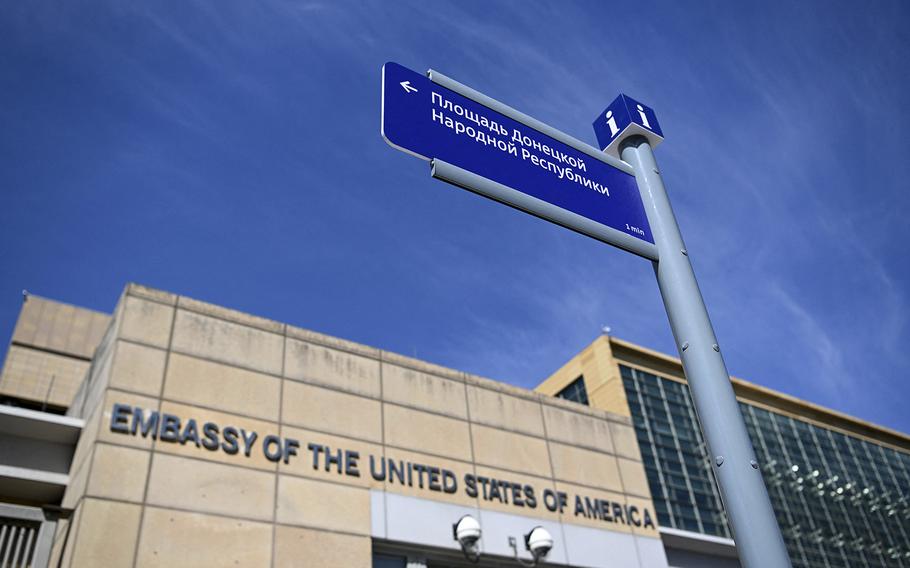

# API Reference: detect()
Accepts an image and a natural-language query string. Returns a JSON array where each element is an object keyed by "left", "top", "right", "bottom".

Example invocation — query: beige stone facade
[
  {"left": 45, "top": 284, "right": 662, "bottom": 567},
  {"left": 0, "top": 295, "right": 109, "bottom": 409}
]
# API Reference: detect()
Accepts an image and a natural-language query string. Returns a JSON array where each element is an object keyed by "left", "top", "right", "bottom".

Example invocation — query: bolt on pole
[{"left": 620, "top": 136, "right": 791, "bottom": 568}]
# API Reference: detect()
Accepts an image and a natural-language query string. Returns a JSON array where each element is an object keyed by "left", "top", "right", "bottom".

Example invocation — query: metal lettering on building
[{"left": 109, "top": 402, "right": 655, "bottom": 529}]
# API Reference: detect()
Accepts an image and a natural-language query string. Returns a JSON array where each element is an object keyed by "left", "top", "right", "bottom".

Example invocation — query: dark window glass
[
  {"left": 373, "top": 555, "right": 407, "bottom": 568},
  {"left": 555, "top": 375, "right": 589, "bottom": 406},
  {"left": 620, "top": 363, "right": 910, "bottom": 567}
]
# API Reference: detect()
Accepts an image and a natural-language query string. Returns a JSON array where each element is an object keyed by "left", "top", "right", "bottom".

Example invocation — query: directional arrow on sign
[{"left": 400, "top": 80, "right": 418, "bottom": 94}]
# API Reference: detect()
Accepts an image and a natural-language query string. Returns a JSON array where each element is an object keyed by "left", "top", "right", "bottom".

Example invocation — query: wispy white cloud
[{"left": 768, "top": 280, "right": 850, "bottom": 393}]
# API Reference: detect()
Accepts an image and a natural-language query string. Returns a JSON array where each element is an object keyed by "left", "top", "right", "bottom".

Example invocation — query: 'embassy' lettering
[
  {"left": 107, "top": 403, "right": 656, "bottom": 530},
  {"left": 109, "top": 404, "right": 297, "bottom": 464}
]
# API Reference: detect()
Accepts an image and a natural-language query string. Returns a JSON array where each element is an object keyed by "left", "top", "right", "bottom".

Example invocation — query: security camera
[
  {"left": 509, "top": 526, "right": 554, "bottom": 567},
  {"left": 525, "top": 526, "right": 553, "bottom": 561},
  {"left": 453, "top": 515, "right": 481, "bottom": 562},
  {"left": 453, "top": 514, "right": 481, "bottom": 545}
]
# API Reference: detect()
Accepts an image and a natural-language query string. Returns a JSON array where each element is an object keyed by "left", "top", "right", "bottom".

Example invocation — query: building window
[
  {"left": 372, "top": 554, "right": 406, "bottom": 568},
  {"left": 555, "top": 376, "right": 589, "bottom": 406},
  {"left": 620, "top": 364, "right": 910, "bottom": 567}
]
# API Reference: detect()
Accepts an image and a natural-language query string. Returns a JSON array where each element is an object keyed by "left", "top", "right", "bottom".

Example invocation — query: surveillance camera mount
[
  {"left": 507, "top": 536, "right": 541, "bottom": 567},
  {"left": 456, "top": 533, "right": 480, "bottom": 563},
  {"left": 459, "top": 542, "right": 480, "bottom": 564}
]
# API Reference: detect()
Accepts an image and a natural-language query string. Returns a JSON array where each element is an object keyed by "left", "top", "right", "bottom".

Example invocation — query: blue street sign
[
  {"left": 381, "top": 62, "right": 654, "bottom": 247},
  {"left": 592, "top": 95, "right": 663, "bottom": 160}
]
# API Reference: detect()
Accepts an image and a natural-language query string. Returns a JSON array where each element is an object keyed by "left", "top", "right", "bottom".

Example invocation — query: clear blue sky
[{"left": 2, "top": 1, "right": 908, "bottom": 432}]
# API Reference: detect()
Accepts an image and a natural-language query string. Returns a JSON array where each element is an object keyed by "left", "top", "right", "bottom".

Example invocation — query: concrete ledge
[
  {"left": 0, "top": 405, "right": 84, "bottom": 443},
  {"left": 286, "top": 325, "right": 381, "bottom": 359},
  {"left": 125, "top": 282, "right": 178, "bottom": 306},
  {"left": 0, "top": 464, "right": 69, "bottom": 503},
  {"left": 177, "top": 296, "right": 285, "bottom": 335}
]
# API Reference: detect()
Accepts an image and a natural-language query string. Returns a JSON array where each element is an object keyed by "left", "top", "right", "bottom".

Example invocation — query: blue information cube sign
[
  {"left": 381, "top": 62, "right": 654, "bottom": 249},
  {"left": 592, "top": 94, "right": 663, "bottom": 160}
]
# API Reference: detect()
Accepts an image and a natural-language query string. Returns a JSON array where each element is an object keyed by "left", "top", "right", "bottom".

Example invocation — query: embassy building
[
  {"left": 537, "top": 336, "right": 910, "bottom": 568},
  {"left": 0, "top": 284, "right": 906, "bottom": 567},
  {"left": 0, "top": 285, "right": 664, "bottom": 568}
]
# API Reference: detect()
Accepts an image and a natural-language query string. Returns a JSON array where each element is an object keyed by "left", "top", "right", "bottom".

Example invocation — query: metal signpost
[{"left": 381, "top": 61, "right": 791, "bottom": 568}]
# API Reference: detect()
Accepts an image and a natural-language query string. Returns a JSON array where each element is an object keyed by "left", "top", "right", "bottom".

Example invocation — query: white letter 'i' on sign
[
  {"left": 636, "top": 104, "right": 651, "bottom": 129},
  {"left": 605, "top": 110, "right": 619, "bottom": 137}
]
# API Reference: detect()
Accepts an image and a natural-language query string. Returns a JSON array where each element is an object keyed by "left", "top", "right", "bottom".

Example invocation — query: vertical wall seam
[
  {"left": 55, "top": 447, "right": 90, "bottom": 568},
  {"left": 60, "top": 319, "right": 125, "bottom": 564},
  {"left": 537, "top": 398, "right": 570, "bottom": 565},
  {"left": 461, "top": 374, "right": 481, "bottom": 490},
  {"left": 270, "top": 323, "right": 287, "bottom": 568},
  {"left": 129, "top": 298, "right": 178, "bottom": 568},
  {"left": 379, "top": 351, "right": 389, "bottom": 542},
  {"left": 462, "top": 373, "right": 485, "bottom": 555}
]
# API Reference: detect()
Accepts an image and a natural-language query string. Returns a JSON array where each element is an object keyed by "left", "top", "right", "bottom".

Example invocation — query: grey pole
[{"left": 621, "top": 136, "right": 791, "bottom": 568}]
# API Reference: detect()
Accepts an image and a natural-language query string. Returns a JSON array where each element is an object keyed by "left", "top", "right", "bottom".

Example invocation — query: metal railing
[
  {"left": 0, "top": 517, "right": 40, "bottom": 568},
  {"left": 0, "top": 505, "right": 64, "bottom": 568}
]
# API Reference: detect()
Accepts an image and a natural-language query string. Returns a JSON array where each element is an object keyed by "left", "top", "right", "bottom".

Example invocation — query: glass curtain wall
[{"left": 621, "top": 365, "right": 910, "bottom": 568}]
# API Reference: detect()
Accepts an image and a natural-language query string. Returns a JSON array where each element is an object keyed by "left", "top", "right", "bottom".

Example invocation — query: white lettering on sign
[
  {"left": 430, "top": 93, "right": 610, "bottom": 197},
  {"left": 605, "top": 110, "right": 619, "bottom": 138},
  {"left": 636, "top": 104, "right": 651, "bottom": 129}
]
